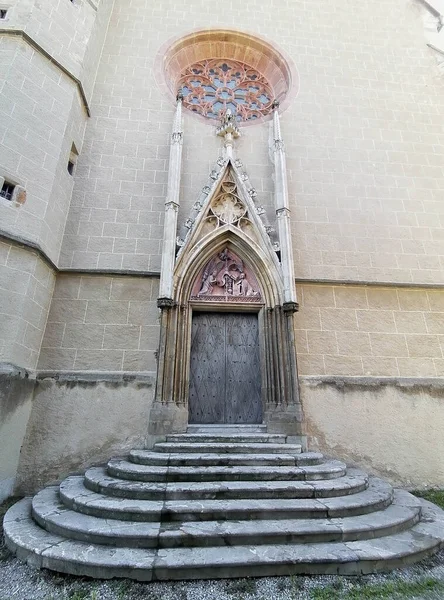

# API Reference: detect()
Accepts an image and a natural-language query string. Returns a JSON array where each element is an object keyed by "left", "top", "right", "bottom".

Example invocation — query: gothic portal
[{"left": 151, "top": 104, "right": 304, "bottom": 440}]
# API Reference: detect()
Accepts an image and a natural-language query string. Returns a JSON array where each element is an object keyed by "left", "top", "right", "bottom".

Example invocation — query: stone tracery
[
  {"left": 193, "top": 168, "right": 262, "bottom": 246},
  {"left": 178, "top": 59, "right": 273, "bottom": 122}
]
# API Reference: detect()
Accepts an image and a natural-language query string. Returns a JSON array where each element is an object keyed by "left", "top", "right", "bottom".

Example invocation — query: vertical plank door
[{"left": 188, "top": 312, "right": 262, "bottom": 424}]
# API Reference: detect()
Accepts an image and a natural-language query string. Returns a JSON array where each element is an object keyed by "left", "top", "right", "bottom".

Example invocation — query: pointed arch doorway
[
  {"left": 151, "top": 160, "right": 304, "bottom": 441},
  {"left": 188, "top": 247, "right": 264, "bottom": 424}
]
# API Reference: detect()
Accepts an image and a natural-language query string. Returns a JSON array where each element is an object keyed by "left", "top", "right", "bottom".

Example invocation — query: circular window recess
[{"left": 155, "top": 29, "right": 298, "bottom": 126}]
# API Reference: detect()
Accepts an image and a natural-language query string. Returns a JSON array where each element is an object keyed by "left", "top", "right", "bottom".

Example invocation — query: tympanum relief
[{"left": 191, "top": 248, "right": 262, "bottom": 303}]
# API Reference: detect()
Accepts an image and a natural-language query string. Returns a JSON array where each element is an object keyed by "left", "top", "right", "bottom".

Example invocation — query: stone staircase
[{"left": 4, "top": 425, "right": 444, "bottom": 580}]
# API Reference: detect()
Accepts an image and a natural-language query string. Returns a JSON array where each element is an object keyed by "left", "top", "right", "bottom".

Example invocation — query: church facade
[{"left": 1, "top": 0, "right": 444, "bottom": 502}]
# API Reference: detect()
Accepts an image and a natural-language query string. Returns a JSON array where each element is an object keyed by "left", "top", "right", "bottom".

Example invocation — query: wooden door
[{"left": 189, "top": 312, "right": 262, "bottom": 424}]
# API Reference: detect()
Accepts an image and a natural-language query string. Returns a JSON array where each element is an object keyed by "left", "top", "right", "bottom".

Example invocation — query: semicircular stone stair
[{"left": 4, "top": 425, "right": 444, "bottom": 581}]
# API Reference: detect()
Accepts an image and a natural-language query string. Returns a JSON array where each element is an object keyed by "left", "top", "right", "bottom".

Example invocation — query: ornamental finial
[{"left": 216, "top": 109, "right": 241, "bottom": 139}]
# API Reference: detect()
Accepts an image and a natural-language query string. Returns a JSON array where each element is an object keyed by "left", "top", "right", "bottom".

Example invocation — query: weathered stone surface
[
  {"left": 59, "top": 475, "right": 392, "bottom": 522},
  {"left": 129, "top": 449, "right": 323, "bottom": 467},
  {"left": 32, "top": 487, "right": 419, "bottom": 548},
  {"left": 165, "top": 434, "right": 287, "bottom": 444},
  {"left": 153, "top": 442, "right": 302, "bottom": 454},
  {"left": 4, "top": 429, "right": 444, "bottom": 580},
  {"left": 107, "top": 458, "right": 346, "bottom": 482},
  {"left": 6, "top": 495, "right": 444, "bottom": 580},
  {"left": 84, "top": 466, "right": 367, "bottom": 501}
]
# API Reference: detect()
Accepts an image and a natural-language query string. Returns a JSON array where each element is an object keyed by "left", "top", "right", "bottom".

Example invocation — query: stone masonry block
[
  {"left": 62, "top": 324, "right": 105, "bottom": 349},
  {"left": 103, "top": 325, "right": 141, "bottom": 350},
  {"left": 84, "top": 301, "right": 129, "bottom": 324}
]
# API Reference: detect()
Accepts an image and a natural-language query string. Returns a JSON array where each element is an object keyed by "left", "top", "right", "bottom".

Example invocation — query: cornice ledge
[
  {"left": 0, "top": 28, "right": 91, "bottom": 116},
  {"left": 36, "top": 370, "right": 156, "bottom": 384},
  {"left": 295, "top": 276, "right": 444, "bottom": 290},
  {"left": 0, "top": 228, "right": 161, "bottom": 278},
  {"left": 300, "top": 375, "right": 444, "bottom": 390}
]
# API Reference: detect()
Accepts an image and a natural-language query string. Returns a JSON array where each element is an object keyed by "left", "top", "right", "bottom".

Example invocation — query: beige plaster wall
[
  {"left": 295, "top": 283, "right": 444, "bottom": 377},
  {"left": 301, "top": 377, "right": 444, "bottom": 488},
  {"left": 38, "top": 274, "right": 160, "bottom": 372},
  {"left": 15, "top": 374, "right": 155, "bottom": 494},
  {"left": 0, "top": 366, "right": 34, "bottom": 502}
]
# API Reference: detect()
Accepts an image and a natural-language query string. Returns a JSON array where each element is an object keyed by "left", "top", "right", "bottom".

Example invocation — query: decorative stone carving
[
  {"left": 216, "top": 108, "right": 241, "bottom": 139},
  {"left": 178, "top": 59, "right": 273, "bottom": 122},
  {"left": 157, "top": 297, "right": 176, "bottom": 309},
  {"left": 193, "top": 169, "right": 262, "bottom": 245},
  {"left": 191, "top": 248, "right": 262, "bottom": 303},
  {"left": 212, "top": 194, "right": 246, "bottom": 224}
]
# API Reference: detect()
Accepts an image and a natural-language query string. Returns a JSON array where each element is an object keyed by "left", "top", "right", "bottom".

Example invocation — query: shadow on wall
[
  {"left": 0, "top": 366, "right": 35, "bottom": 502},
  {"left": 12, "top": 373, "right": 156, "bottom": 496},
  {"left": 302, "top": 376, "right": 444, "bottom": 489}
]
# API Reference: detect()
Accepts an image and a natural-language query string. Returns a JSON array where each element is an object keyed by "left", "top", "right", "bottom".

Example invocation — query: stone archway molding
[{"left": 149, "top": 159, "right": 305, "bottom": 446}]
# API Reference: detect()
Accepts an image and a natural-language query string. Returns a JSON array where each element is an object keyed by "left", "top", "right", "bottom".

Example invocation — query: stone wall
[
  {"left": 295, "top": 283, "right": 444, "bottom": 377},
  {"left": 60, "top": 0, "right": 444, "bottom": 284},
  {"left": 0, "top": 242, "right": 54, "bottom": 370},
  {"left": 38, "top": 274, "right": 160, "bottom": 372},
  {"left": 3, "top": 0, "right": 444, "bottom": 493},
  {"left": 0, "top": 0, "right": 115, "bottom": 498}
]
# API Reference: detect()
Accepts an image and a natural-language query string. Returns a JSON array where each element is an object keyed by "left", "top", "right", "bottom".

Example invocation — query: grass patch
[
  {"left": 67, "top": 591, "right": 97, "bottom": 600},
  {"left": 226, "top": 578, "right": 257, "bottom": 596},
  {"left": 0, "top": 496, "right": 22, "bottom": 561},
  {"left": 411, "top": 489, "right": 444, "bottom": 510},
  {"left": 310, "top": 577, "right": 444, "bottom": 599}
]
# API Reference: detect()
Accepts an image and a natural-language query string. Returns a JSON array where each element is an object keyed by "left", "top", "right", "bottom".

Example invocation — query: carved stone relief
[
  {"left": 195, "top": 169, "right": 261, "bottom": 245},
  {"left": 190, "top": 248, "right": 262, "bottom": 303}
]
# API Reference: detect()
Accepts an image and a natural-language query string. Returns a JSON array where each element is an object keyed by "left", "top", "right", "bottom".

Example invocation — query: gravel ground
[{"left": 2, "top": 541, "right": 444, "bottom": 600}]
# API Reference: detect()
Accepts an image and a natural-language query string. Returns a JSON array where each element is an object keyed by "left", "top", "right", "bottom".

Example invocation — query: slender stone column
[
  {"left": 158, "top": 94, "right": 183, "bottom": 305},
  {"left": 272, "top": 101, "right": 298, "bottom": 311}
]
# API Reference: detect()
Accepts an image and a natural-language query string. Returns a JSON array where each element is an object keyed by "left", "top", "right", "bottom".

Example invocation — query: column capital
[{"left": 157, "top": 297, "right": 176, "bottom": 309}]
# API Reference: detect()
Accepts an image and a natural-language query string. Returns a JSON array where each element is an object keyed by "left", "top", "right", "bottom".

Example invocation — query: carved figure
[
  {"left": 191, "top": 247, "right": 262, "bottom": 302},
  {"left": 197, "top": 270, "right": 217, "bottom": 296}
]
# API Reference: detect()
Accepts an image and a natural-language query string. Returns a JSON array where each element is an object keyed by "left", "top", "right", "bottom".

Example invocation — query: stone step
[
  {"left": 5, "top": 497, "right": 444, "bottom": 580},
  {"left": 165, "top": 434, "right": 287, "bottom": 444},
  {"left": 60, "top": 476, "right": 392, "bottom": 522},
  {"left": 153, "top": 442, "right": 302, "bottom": 455},
  {"left": 83, "top": 467, "right": 368, "bottom": 500},
  {"left": 187, "top": 424, "right": 267, "bottom": 434},
  {"left": 129, "top": 450, "right": 323, "bottom": 467},
  {"left": 31, "top": 487, "right": 421, "bottom": 548},
  {"left": 107, "top": 458, "right": 346, "bottom": 483}
]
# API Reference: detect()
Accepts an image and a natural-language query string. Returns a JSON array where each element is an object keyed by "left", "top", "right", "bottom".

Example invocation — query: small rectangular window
[
  {"left": 0, "top": 181, "right": 15, "bottom": 201},
  {"left": 68, "top": 142, "right": 78, "bottom": 176},
  {"left": 0, "top": 9, "right": 8, "bottom": 19}
]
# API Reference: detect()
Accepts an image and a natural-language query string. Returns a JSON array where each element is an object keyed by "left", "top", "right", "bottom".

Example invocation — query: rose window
[{"left": 178, "top": 59, "right": 274, "bottom": 122}]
